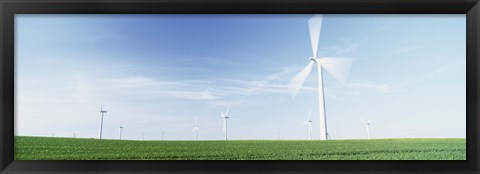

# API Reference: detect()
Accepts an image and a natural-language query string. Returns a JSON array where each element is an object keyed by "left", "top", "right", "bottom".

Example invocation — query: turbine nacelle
[
  {"left": 362, "top": 117, "right": 373, "bottom": 125},
  {"left": 309, "top": 57, "right": 322, "bottom": 63},
  {"left": 310, "top": 57, "right": 332, "bottom": 65},
  {"left": 221, "top": 113, "right": 230, "bottom": 119},
  {"left": 100, "top": 104, "right": 107, "bottom": 114},
  {"left": 221, "top": 107, "right": 230, "bottom": 119}
]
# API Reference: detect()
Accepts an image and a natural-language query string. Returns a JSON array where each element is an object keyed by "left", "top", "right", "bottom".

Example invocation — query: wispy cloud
[
  {"left": 206, "top": 99, "right": 249, "bottom": 109},
  {"left": 346, "top": 60, "right": 466, "bottom": 95},
  {"left": 181, "top": 56, "right": 241, "bottom": 67},
  {"left": 210, "top": 67, "right": 295, "bottom": 96},
  {"left": 397, "top": 60, "right": 466, "bottom": 87},
  {"left": 349, "top": 82, "right": 401, "bottom": 93},
  {"left": 319, "top": 39, "right": 362, "bottom": 55},
  {"left": 100, "top": 76, "right": 175, "bottom": 88},
  {"left": 168, "top": 89, "right": 221, "bottom": 100},
  {"left": 44, "top": 75, "right": 223, "bottom": 105},
  {"left": 393, "top": 45, "right": 422, "bottom": 54}
]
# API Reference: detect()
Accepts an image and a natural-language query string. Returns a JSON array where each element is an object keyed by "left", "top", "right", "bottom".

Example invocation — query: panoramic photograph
[{"left": 14, "top": 14, "right": 466, "bottom": 160}]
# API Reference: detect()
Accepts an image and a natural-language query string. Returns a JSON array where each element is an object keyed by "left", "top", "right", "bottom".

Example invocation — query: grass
[{"left": 14, "top": 136, "right": 465, "bottom": 160}]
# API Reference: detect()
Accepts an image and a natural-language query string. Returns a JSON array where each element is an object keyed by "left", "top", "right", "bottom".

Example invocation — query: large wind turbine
[
  {"left": 362, "top": 117, "right": 372, "bottom": 139},
  {"left": 221, "top": 107, "right": 230, "bottom": 140},
  {"left": 99, "top": 104, "right": 108, "bottom": 140},
  {"left": 192, "top": 118, "right": 199, "bottom": 140},
  {"left": 304, "top": 110, "right": 313, "bottom": 140},
  {"left": 288, "top": 14, "right": 354, "bottom": 140}
]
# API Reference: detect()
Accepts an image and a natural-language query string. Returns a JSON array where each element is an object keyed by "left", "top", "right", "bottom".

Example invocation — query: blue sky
[{"left": 15, "top": 14, "right": 466, "bottom": 140}]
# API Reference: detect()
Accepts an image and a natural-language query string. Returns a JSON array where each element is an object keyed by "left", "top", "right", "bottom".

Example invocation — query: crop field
[{"left": 15, "top": 136, "right": 465, "bottom": 160}]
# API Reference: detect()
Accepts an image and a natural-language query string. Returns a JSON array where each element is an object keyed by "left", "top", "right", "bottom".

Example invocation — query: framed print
[{"left": 1, "top": 0, "right": 479, "bottom": 173}]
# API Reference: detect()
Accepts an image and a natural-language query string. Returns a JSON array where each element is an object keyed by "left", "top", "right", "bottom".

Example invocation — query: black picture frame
[{"left": 1, "top": 0, "right": 479, "bottom": 173}]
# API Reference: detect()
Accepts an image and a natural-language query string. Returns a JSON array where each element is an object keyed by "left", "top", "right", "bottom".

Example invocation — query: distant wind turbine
[
  {"left": 221, "top": 107, "right": 230, "bottom": 140},
  {"left": 288, "top": 14, "right": 354, "bottom": 140},
  {"left": 192, "top": 118, "right": 199, "bottom": 140},
  {"left": 362, "top": 117, "right": 373, "bottom": 139},
  {"left": 119, "top": 126, "right": 124, "bottom": 140},
  {"left": 99, "top": 104, "right": 108, "bottom": 140},
  {"left": 304, "top": 110, "right": 313, "bottom": 140}
]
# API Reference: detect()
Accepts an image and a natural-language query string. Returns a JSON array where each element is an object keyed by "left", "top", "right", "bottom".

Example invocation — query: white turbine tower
[
  {"left": 288, "top": 14, "right": 354, "bottom": 140},
  {"left": 99, "top": 104, "right": 108, "bottom": 140},
  {"left": 221, "top": 107, "right": 230, "bottom": 140},
  {"left": 304, "top": 110, "right": 313, "bottom": 140},
  {"left": 119, "top": 126, "right": 124, "bottom": 140},
  {"left": 362, "top": 117, "right": 373, "bottom": 139},
  {"left": 192, "top": 118, "right": 199, "bottom": 140}
]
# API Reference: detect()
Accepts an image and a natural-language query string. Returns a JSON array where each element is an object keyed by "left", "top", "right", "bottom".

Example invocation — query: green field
[{"left": 14, "top": 136, "right": 465, "bottom": 160}]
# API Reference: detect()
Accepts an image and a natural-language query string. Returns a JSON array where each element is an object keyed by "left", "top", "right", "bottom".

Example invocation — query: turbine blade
[
  {"left": 225, "top": 107, "right": 230, "bottom": 116},
  {"left": 320, "top": 57, "right": 353, "bottom": 84},
  {"left": 309, "top": 14, "right": 323, "bottom": 58},
  {"left": 288, "top": 61, "right": 314, "bottom": 97},
  {"left": 368, "top": 116, "right": 373, "bottom": 123}
]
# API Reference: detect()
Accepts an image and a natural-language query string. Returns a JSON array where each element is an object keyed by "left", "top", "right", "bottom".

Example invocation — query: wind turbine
[
  {"left": 99, "top": 104, "right": 108, "bottom": 140},
  {"left": 119, "top": 126, "right": 124, "bottom": 140},
  {"left": 192, "top": 118, "right": 200, "bottom": 140},
  {"left": 304, "top": 110, "right": 313, "bottom": 140},
  {"left": 221, "top": 107, "right": 230, "bottom": 140},
  {"left": 288, "top": 14, "right": 354, "bottom": 140},
  {"left": 362, "top": 117, "right": 373, "bottom": 139}
]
